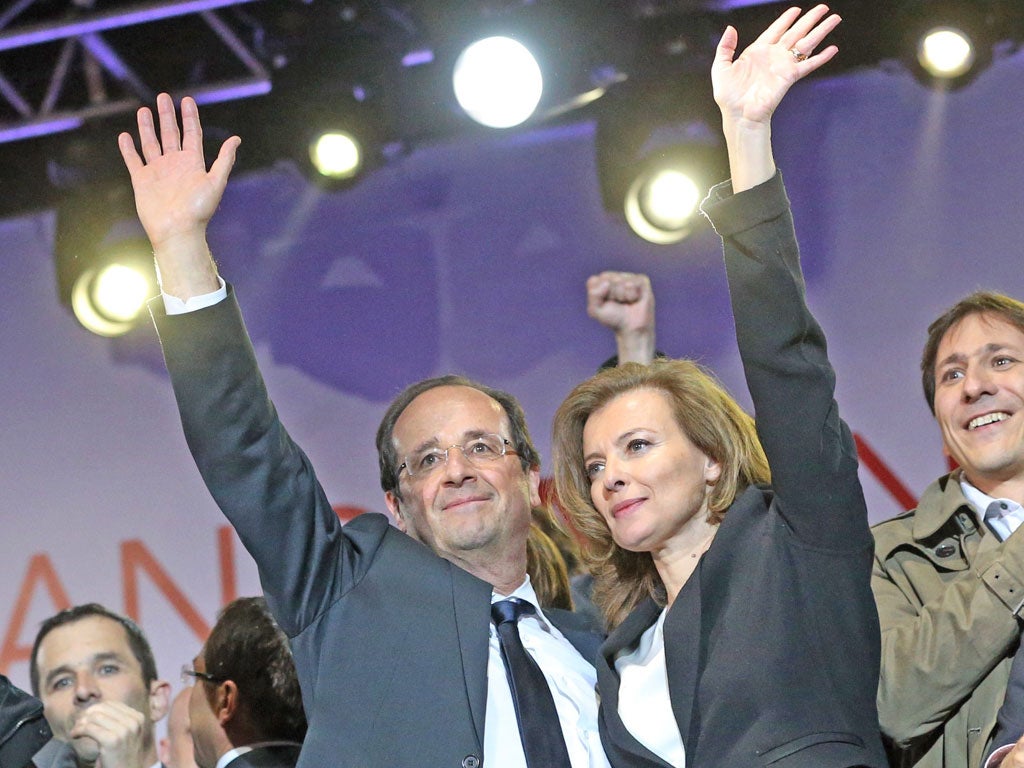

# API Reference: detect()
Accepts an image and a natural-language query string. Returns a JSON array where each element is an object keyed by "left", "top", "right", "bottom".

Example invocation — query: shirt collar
[
  {"left": 215, "top": 742, "right": 302, "bottom": 768},
  {"left": 490, "top": 576, "right": 551, "bottom": 631},
  {"left": 961, "top": 477, "right": 1024, "bottom": 536}
]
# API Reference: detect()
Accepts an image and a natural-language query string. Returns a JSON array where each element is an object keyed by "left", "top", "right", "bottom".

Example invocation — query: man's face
[
  {"left": 186, "top": 652, "right": 221, "bottom": 768},
  {"left": 34, "top": 615, "right": 160, "bottom": 764},
  {"left": 384, "top": 385, "right": 539, "bottom": 567},
  {"left": 933, "top": 312, "right": 1024, "bottom": 495}
]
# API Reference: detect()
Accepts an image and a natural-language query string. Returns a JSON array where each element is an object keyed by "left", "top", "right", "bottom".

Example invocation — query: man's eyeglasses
[
  {"left": 181, "top": 664, "right": 227, "bottom": 686},
  {"left": 399, "top": 434, "right": 516, "bottom": 479}
]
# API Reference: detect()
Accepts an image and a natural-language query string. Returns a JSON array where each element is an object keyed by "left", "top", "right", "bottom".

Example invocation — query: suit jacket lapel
[
  {"left": 449, "top": 561, "right": 492, "bottom": 747},
  {"left": 546, "top": 607, "right": 605, "bottom": 663}
]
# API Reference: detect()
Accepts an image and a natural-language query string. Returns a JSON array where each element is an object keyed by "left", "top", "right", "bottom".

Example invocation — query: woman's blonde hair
[
  {"left": 526, "top": 516, "right": 574, "bottom": 611},
  {"left": 552, "top": 359, "right": 770, "bottom": 627}
]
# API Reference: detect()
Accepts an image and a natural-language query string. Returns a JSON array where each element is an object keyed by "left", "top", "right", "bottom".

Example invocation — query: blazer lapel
[
  {"left": 449, "top": 561, "right": 492, "bottom": 747},
  {"left": 664, "top": 564, "right": 704, "bottom": 754},
  {"left": 599, "top": 599, "right": 673, "bottom": 767}
]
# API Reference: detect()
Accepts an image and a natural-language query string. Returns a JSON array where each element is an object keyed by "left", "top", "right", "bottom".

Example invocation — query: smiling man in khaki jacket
[{"left": 873, "top": 292, "right": 1024, "bottom": 768}]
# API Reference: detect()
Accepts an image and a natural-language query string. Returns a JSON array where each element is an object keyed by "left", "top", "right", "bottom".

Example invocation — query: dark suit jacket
[
  {"left": 224, "top": 744, "right": 302, "bottom": 768},
  {"left": 153, "top": 295, "right": 601, "bottom": 768},
  {"left": 984, "top": 640, "right": 1024, "bottom": 766},
  {"left": 593, "top": 174, "right": 887, "bottom": 768}
]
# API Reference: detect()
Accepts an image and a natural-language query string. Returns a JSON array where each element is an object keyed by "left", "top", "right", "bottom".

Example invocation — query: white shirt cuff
[{"left": 162, "top": 277, "right": 227, "bottom": 315}]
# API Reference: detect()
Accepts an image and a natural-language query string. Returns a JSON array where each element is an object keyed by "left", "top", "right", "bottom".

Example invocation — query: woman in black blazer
[{"left": 552, "top": 6, "right": 886, "bottom": 767}]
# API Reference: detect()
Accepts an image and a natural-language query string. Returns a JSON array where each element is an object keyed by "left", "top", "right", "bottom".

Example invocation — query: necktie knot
[{"left": 492, "top": 597, "right": 535, "bottom": 626}]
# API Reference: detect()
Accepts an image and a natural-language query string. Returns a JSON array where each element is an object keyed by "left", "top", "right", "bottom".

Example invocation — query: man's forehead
[
  {"left": 941, "top": 312, "right": 1024, "bottom": 355},
  {"left": 38, "top": 615, "right": 134, "bottom": 669},
  {"left": 393, "top": 385, "right": 509, "bottom": 448}
]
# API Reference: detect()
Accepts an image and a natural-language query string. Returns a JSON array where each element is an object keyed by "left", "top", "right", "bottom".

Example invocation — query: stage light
[
  {"left": 272, "top": 83, "right": 383, "bottom": 191},
  {"left": 917, "top": 26, "right": 975, "bottom": 78},
  {"left": 309, "top": 130, "right": 363, "bottom": 179},
  {"left": 452, "top": 36, "right": 543, "bottom": 128},
  {"left": 893, "top": 1, "right": 1023, "bottom": 89},
  {"left": 625, "top": 166, "right": 703, "bottom": 245},
  {"left": 596, "top": 77, "right": 725, "bottom": 245},
  {"left": 71, "top": 256, "right": 156, "bottom": 337},
  {"left": 621, "top": 147, "right": 721, "bottom": 244}
]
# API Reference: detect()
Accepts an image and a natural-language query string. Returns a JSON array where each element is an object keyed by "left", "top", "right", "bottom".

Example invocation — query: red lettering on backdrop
[
  {"left": 333, "top": 504, "right": 368, "bottom": 523},
  {"left": 853, "top": 433, "right": 919, "bottom": 511},
  {"left": 121, "top": 540, "right": 210, "bottom": 640},
  {"left": 0, "top": 554, "right": 71, "bottom": 674}
]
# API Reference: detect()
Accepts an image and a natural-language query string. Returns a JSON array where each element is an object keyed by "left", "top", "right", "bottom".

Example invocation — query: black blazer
[
  {"left": 593, "top": 174, "right": 887, "bottom": 768},
  {"left": 154, "top": 295, "right": 601, "bottom": 768}
]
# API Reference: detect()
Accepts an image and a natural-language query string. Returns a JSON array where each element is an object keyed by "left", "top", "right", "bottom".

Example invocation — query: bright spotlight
[
  {"left": 71, "top": 260, "right": 155, "bottom": 337},
  {"left": 452, "top": 36, "right": 543, "bottom": 128},
  {"left": 918, "top": 26, "right": 975, "bottom": 78},
  {"left": 309, "top": 131, "right": 362, "bottom": 179},
  {"left": 624, "top": 161, "right": 708, "bottom": 245},
  {"left": 93, "top": 264, "right": 151, "bottom": 321}
]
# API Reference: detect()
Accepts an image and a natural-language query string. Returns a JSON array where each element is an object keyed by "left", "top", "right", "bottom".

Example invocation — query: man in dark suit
[
  {"left": 185, "top": 598, "right": 304, "bottom": 768},
  {"left": 29, "top": 605, "right": 171, "bottom": 768},
  {"left": 117, "top": 95, "right": 607, "bottom": 768}
]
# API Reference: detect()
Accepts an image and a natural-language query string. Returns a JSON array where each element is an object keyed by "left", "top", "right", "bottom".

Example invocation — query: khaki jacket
[{"left": 873, "top": 471, "right": 1024, "bottom": 768}]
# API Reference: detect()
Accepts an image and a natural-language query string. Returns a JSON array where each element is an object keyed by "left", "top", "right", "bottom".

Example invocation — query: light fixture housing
[
  {"left": 595, "top": 77, "right": 725, "bottom": 245},
  {"left": 55, "top": 185, "right": 159, "bottom": 337},
  {"left": 896, "top": 1, "right": 1007, "bottom": 89}
]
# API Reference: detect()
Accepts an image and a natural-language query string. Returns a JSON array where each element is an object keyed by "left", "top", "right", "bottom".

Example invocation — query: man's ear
[
  {"left": 385, "top": 491, "right": 406, "bottom": 532},
  {"left": 148, "top": 679, "right": 172, "bottom": 722},
  {"left": 216, "top": 681, "right": 239, "bottom": 727},
  {"left": 528, "top": 467, "right": 542, "bottom": 509}
]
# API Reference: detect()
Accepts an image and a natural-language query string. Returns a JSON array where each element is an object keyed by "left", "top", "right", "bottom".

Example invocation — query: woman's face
[{"left": 582, "top": 388, "right": 721, "bottom": 553}]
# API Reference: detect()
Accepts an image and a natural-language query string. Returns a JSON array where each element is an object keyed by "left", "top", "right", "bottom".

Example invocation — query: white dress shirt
[
  {"left": 487, "top": 578, "right": 608, "bottom": 768},
  {"left": 162, "top": 278, "right": 228, "bottom": 315},
  {"left": 614, "top": 607, "right": 686, "bottom": 767}
]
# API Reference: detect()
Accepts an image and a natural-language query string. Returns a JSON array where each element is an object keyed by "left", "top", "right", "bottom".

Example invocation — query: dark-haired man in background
[
  {"left": 30, "top": 604, "right": 170, "bottom": 768},
  {"left": 185, "top": 597, "right": 305, "bottom": 768}
]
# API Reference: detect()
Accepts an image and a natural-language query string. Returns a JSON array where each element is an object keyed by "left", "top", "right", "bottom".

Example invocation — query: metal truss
[{"left": 0, "top": 0, "right": 270, "bottom": 144}]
